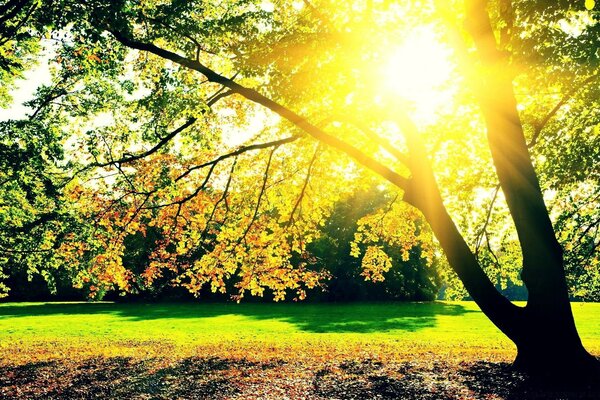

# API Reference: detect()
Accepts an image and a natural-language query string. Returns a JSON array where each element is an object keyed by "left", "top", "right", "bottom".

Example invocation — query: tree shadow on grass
[
  {"left": 268, "top": 302, "right": 473, "bottom": 333},
  {"left": 0, "top": 301, "right": 474, "bottom": 334}
]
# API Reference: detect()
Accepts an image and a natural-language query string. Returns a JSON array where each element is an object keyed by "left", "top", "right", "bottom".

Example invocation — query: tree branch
[
  {"left": 528, "top": 72, "right": 599, "bottom": 148},
  {"left": 238, "top": 145, "right": 278, "bottom": 245},
  {"left": 109, "top": 30, "right": 410, "bottom": 192},
  {"left": 475, "top": 184, "right": 500, "bottom": 259},
  {"left": 286, "top": 144, "right": 320, "bottom": 227},
  {"left": 0, "top": 0, "right": 31, "bottom": 26},
  {"left": 93, "top": 117, "right": 197, "bottom": 169},
  {"left": 200, "top": 156, "right": 238, "bottom": 241},
  {"left": 146, "top": 163, "right": 217, "bottom": 210},
  {"left": 0, "top": 0, "right": 37, "bottom": 46},
  {"left": 175, "top": 135, "right": 301, "bottom": 183},
  {"left": 75, "top": 87, "right": 234, "bottom": 179},
  {"left": 324, "top": 113, "right": 410, "bottom": 165},
  {"left": 141, "top": 136, "right": 299, "bottom": 212},
  {"left": 8, "top": 211, "right": 59, "bottom": 233}
]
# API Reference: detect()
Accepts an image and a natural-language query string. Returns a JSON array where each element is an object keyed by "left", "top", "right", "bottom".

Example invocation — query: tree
[
  {"left": 1, "top": 0, "right": 599, "bottom": 381},
  {"left": 308, "top": 187, "right": 442, "bottom": 301},
  {"left": 0, "top": 118, "right": 71, "bottom": 298}
]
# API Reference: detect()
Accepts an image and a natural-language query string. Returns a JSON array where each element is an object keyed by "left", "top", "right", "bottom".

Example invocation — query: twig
[
  {"left": 286, "top": 144, "right": 320, "bottom": 227},
  {"left": 237, "top": 145, "right": 278, "bottom": 245}
]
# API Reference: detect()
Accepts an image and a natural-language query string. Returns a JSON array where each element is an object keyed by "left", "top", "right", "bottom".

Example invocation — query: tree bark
[
  {"left": 398, "top": 115, "right": 521, "bottom": 340},
  {"left": 463, "top": 0, "right": 599, "bottom": 380}
]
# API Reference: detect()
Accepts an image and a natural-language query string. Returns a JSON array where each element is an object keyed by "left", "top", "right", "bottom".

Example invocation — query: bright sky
[
  {"left": 0, "top": 46, "right": 53, "bottom": 121},
  {"left": 378, "top": 27, "right": 455, "bottom": 125}
]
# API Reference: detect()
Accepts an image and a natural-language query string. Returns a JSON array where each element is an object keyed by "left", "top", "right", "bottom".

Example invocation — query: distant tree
[
  {"left": 0, "top": 119, "right": 70, "bottom": 298},
  {"left": 308, "top": 188, "right": 441, "bottom": 301}
]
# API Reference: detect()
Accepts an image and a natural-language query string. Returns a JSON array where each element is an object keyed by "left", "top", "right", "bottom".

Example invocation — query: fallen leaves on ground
[{"left": 1, "top": 355, "right": 599, "bottom": 399}]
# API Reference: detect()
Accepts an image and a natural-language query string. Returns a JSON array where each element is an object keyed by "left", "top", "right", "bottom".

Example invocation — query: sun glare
[{"left": 379, "top": 28, "right": 454, "bottom": 124}]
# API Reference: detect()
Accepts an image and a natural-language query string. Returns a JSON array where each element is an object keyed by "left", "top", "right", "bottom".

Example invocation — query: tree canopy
[{"left": 1, "top": 0, "right": 597, "bottom": 302}]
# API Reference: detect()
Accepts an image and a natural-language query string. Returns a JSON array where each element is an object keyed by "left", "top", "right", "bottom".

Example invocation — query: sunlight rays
[{"left": 378, "top": 28, "right": 455, "bottom": 125}]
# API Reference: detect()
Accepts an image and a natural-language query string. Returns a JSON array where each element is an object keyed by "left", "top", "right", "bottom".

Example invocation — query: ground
[{"left": 0, "top": 301, "right": 598, "bottom": 399}]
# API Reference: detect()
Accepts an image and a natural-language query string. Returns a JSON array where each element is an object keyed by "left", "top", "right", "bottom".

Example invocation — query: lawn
[{"left": 1, "top": 301, "right": 599, "bottom": 399}]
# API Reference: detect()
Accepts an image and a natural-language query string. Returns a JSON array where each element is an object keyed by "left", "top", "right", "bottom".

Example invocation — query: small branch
[
  {"left": 93, "top": 117, "right": 197, "bottom": 169},
  {"left": 0, "top": 0, "right": 31, "bottom": 27},
  {"left": 200, "top": 157, "right": 238, "bottom": 240},
  {"left": 375, "top": 192, "right": 400, "bottom": 230},
  {"left": 286, "top": 145, "right": 320, "bottom": 227},
  {"left": 558, "top": 190, "right": 600, "bottom": 222},
  {"left": 176, "top": 135, "right": 300, "bottom": 183},
  {"left": 206, "top": 80, "right": 236, "bottom": 106},
  {"left": 74, "top": 88, "right": 234, "bottom": 178},
  {"left": 475, "top": 184, "right": 500, "bottom": 258},
  {"left": 325, "top": 113, "right": 410, "bottom": 165},
  {"left": 528, "top": 72, "right": 599, "bottom": 148},
  {"left": 172, "top": 202, "right": 184, "bottom": 231},
  {"left": 569, "top": 216, "right": 600, "bottom": 254},
  {"left": 146, "top": 163, "right": 217, "bottom": 210},
  {"left": 8, "top": 211, "right": 59, "bottom": 233},
  {"left": 98, "top": 132, "right": 138, "bottom": 193},
  {"left": 237, "top": 145, "right": 278, "bottom": 245},
  {"left": 119, "top": 192, "right": 152, "bottom": 235},
  {"left": 301, "top": 0, "right": 333, "bottom": 28},
  {"left": 92, "top": 191, "right": 136, "bottom": 226},
  {"left": 484, "top": 230, "right": 501, "bottom": 267},
  {"left": 30, "top": 86, "right": 69, "bottom": 119},
  {"left": 144, "top": 15, "right": 217, "bottom": 58}
]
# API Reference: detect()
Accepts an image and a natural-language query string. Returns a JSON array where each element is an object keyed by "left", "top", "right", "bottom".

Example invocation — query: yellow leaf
[{"left": 585, "top": 0, "right": 595, "bottom": 10}]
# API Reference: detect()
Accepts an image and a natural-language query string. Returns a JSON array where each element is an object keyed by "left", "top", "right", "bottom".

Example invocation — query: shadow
[
  {"left": 315, "top": 371, "right": 436, "bottom": 399},
  {"left": 313, "top": 358, "right": 600, "bottom": 400},
  {"left": 2, "top": 356, "right": 599, "bottom": 399},
  {"left": 0, "top": 356, "right": 274, "bottom": 400},
  {"left": 3, "top": 357, "right": 464, "bottom": 400},
  {"left": 459, "top": 361, "right": 528, "bottom": 399},
  {"left": 0, "top": 301, "right": 474, "bottom": 334},
  {"left": 460, "top": 361, "right": 600, "bottom": 400},
  {"left": 313, "top": 359, "right": 461, "bottom": 400}
]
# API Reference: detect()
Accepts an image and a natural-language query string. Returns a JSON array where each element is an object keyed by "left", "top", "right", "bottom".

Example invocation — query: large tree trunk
[
  {"left": 458, "top": 0, "right": 599, "bottom": 380},
  {"left": 410, "top": 188, "right": 599, "bottom": 380},
  {"left": 403, "top": 120, "right": 599, "bottom": 381},
  {"left": 400, "top": 0, "right": 600, "bottom": 383}
]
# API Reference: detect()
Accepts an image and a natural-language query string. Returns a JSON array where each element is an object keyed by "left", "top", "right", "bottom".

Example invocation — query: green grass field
[
  {"left": 1, "top": 301, "right": 599, "bottom": 399},
  {"left": 1, "top": 301, "right": 598, "bottom": 364}
]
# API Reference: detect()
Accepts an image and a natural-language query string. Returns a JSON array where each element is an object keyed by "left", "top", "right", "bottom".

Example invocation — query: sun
[{"left": 379, "top": 28, "right": 455, "bottom": 124}]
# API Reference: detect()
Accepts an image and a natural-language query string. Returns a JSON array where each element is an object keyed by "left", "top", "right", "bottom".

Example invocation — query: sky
[{"left": 0, "top": 46, "right": 53, "bottom": 121}]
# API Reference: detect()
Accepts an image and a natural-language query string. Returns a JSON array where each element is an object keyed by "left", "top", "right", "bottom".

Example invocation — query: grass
[
  {"left": 1, "top": 301, "right": 599, "bottom": 399},
  {"left": 1, "top": 301, "right": 598, "bottom": 364}
]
